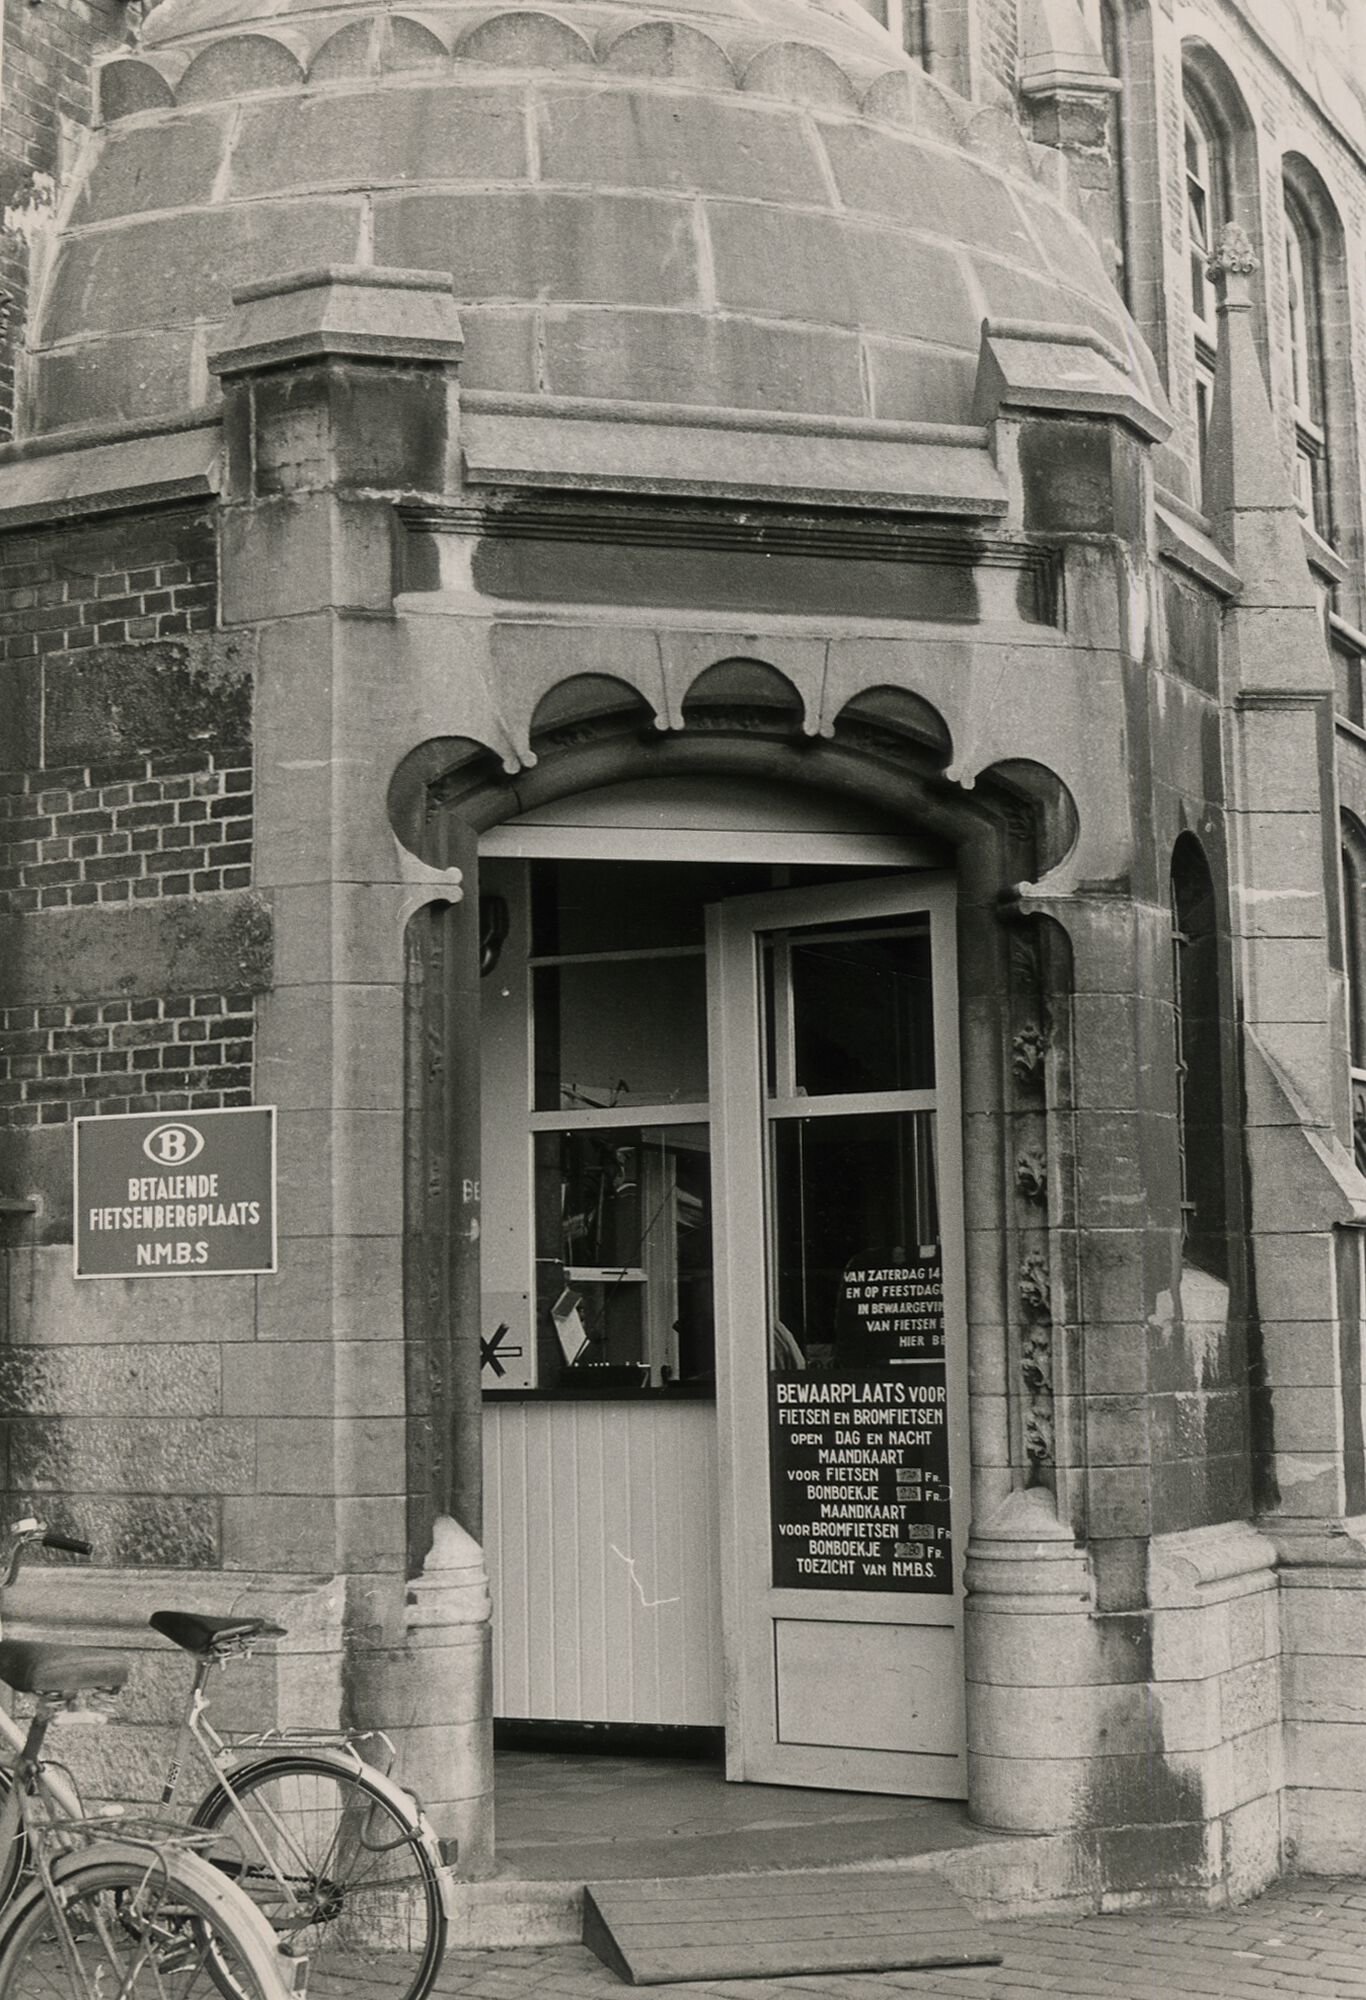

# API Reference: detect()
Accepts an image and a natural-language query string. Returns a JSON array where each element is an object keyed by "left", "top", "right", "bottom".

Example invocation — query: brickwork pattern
[
  {"left": 0, "top": 753, "right": 252, "bottom": 913},
  {"left": 0, "top": 514, "right": 215, "bottom": 665},
  {"left": 0, "top": 993, "right": 254, "bottom": 1127},
  {"left": 979, "top": 0, "right": 1018, "bottom": 100}
]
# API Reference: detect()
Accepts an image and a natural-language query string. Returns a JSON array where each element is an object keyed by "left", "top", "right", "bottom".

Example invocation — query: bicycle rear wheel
[
  {"left": 0, "top": 1844, "right": 291, "bottom": 1998},
  {"left": 192, "top": 1755, "right": 446, "bottom": 2000}
]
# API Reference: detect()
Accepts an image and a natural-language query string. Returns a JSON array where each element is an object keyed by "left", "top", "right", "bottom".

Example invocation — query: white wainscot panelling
[{"left": 483, "top": 1400, "right": 723, "bottom": 1726}]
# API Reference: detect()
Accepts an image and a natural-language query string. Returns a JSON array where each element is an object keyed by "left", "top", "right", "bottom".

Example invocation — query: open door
[{"left": 708, "top": 874, "right": 968, "bottom": 1796}]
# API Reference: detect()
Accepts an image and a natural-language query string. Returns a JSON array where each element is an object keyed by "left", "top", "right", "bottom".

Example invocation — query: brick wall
[
  {"left": 979, "top": 0, "right": 1017, "bottom": 99},
  {"left": 0, "top": 512, "right": 215, "bottom": 669},
  {"left": 0, "top": 753, "right": 252, "bottom": 914},
  {"left": 0, "top": 992, "right": 254, "bottom": 1128},
  {"left": 0, "top": 505, "right": 263, "bottom": 1151}
]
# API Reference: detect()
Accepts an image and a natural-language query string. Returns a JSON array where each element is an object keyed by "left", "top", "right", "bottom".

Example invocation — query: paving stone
[{"left": 427, "top": 1875, "right": 1366, "bottom": 1998}]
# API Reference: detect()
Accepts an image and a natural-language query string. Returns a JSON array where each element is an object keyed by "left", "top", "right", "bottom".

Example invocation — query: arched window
[
  {"left": 1285, "top": 183, "right": 1330, "bottom": 538},
  {"left": 1342, "top": 818, "right": 1366, "bottom": 1171},
  {"left": 1180, "top": 47, "right": 1265, "bottom": 505},
  {"left": 1281, "top": 158, "right": 1358, "bottom": 586},
  {"left": 1171, "top": 836, "right": 1227, "bottom": 1279},
  {"left": 1182, "top": 79, "right": 1227, "bottom": 473}
]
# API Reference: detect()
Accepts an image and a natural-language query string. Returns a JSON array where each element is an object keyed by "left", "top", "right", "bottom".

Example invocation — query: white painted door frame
[{"left": 707, "top": 873, "right": 969, "bottom": 1795}]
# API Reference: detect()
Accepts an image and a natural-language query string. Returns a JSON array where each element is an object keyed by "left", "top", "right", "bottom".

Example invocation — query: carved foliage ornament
[
  {"left": 1206, "top": 220, "right": 1259, "bottom": 280},
  {"left": 1011, "top": 1022, "right": 1052, "bottom": 1083},
  {"left": 1018, "top": 1248, "right": 1051, "bottom": 1316}
]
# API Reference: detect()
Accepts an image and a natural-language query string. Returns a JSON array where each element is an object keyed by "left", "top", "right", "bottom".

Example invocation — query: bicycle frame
[
  {"left": 159, "top": 1655, "right": 454, "bottom": 1922},
  {"left": 0, "top": 1700, "right": 84, "bottom": 1825}
]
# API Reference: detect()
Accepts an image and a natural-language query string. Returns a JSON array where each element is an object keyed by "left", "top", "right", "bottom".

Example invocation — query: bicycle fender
[
  {"left": 217, "top": 1750, "right": 456, "bottom": 1919},
  {"left": 0, "top": 1838, "right": 297, "bottom": 1976}
]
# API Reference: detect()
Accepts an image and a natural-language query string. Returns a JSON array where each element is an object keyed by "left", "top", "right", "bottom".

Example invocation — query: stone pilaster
[
  {"left": 1205, "top": 223, "right": 1366, "bottom": 1870},
  {"left": 209, "top": 268, "right": 493, "bottom": 1869}
]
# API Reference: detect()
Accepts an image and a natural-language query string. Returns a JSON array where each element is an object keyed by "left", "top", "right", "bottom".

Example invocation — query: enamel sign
[{"left": 74, "top": 1107, "right": 276, "bottom": 1278}]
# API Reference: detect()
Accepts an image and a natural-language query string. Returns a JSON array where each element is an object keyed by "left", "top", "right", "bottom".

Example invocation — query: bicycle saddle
[
  {"left": 0, "top": 1640, "right": 128, "bottom": 1697},
  {"left": 149, "top": 1611, "right": 286, "bottom": 1655}
]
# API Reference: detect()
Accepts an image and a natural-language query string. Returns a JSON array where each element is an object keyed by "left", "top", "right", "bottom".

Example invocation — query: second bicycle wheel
[
  {"left": 191, "top": 1755, "right": 446, "bottom": 2000},
  {"left": 0, "top": 1844, "right": 291, "bottom": 1999}
]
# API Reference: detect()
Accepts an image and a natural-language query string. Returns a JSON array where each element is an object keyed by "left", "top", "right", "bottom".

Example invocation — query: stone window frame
[
  {"left": 1179, "top": 42, "right": 1266, "bottom": 505},
  {"left": 1283, "top": 182, "right": 1329, "bottom": 535},
  {"left": 1094, "top": 1, "right": 1167, "bottom": 383},
  {"left": 1342, "top": 813, "right": 1366, "bottom": 1175},
  {"left": 1083, "top": 0, "right": 1133, "bottom": 310},
  {"left": 910, "top": 0, "right": 971, "bottom": 97},
  {"left": 1279, "top": 154, "right": 1359, "bottom": 594},
  {"left": 1170, "top": 833, "right": 1228, "bottom": 1283}
]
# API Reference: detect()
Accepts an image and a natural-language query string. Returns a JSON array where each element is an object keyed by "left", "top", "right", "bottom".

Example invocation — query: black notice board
[{"left": 769, "top": 1249, "right": 952, "bottom": 1593}]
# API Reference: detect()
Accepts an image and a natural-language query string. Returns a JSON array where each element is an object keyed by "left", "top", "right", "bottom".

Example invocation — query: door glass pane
[
  {"left": 767, "top": 1110, "right": 950, "bottom": 1594},
  {"left": 781, "top": 921, "right": 934, "bottom": 1095},
  {"left": 533, "top": 1124, "right": 713, "bottom": 1391},
  {"left": 770, "top": 1112, "right": 940, "bottom": 1371},
  {"left": 533, "top": 957, "right": 707, "bottom": 1111}
]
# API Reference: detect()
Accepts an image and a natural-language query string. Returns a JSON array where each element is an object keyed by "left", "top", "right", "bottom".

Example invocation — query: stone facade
[{"left": 0, "top": 0, "right": 1364, "bottom": 1916}]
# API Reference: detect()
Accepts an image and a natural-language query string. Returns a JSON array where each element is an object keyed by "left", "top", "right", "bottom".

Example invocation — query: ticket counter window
[
  {"left": 533, "top": 1124, "right": 713, "bottom": 1391},
  {"left": 482, "top": 858, "right": 771, "bottom": 1399}
]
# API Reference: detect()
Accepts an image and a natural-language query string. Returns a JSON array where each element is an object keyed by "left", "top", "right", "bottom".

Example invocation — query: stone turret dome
[{"left": 29, "top": 0, "right": 1154, "bottom": 437}]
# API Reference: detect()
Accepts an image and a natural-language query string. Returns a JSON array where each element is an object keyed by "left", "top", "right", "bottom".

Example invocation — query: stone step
[{"left": 444, "top": 1829, "right": 1099, "bottom": 1948}]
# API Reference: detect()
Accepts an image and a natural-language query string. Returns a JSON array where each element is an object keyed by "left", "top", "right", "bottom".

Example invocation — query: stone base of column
[
  {"left": 351, "top": 1516, "right": 495, "bottom": 1879},
  {"left": 967, "top": 1493, "right": 1282, "bottom": 1905},
  {"left": 1265, "top": 1514, "right": 1366, "bottom": 1872}
]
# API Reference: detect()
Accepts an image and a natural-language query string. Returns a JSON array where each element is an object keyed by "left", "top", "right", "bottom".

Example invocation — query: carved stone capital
[{"left": 1206, "top": 221, "right": 1259, "bottom": 280}]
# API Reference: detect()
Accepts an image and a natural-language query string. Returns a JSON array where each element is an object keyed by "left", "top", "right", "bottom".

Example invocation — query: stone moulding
[
  {"left": 0, "top": 423, "right": 219, "bottom": 532},
  {"left": 455, "top": 395, "right": 1012, "bottom": 517},
  {"left": 92, "top": 2, "right": 1059, "bottom": 194}
]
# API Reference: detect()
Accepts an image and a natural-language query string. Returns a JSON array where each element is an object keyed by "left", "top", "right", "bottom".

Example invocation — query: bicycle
[
  {"left": 0, "top": 1617, "right": 304, "bottom": 1995},
  {"left": 149, "top": 1607, "right": 449, "bottom": 2000}
]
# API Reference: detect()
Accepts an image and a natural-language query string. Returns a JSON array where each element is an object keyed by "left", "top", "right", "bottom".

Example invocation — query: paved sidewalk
[{"left": 432, "top": 1874, "right": 1366, "bottom": 1998}]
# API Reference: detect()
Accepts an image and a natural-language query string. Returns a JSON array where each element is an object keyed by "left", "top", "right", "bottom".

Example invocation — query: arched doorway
[
  {"left": 391, "top": 667, "right": 1077, "bottom": 1812},
  {"left": 477, "top": 775, "right": 969, "bottom": 1795}
]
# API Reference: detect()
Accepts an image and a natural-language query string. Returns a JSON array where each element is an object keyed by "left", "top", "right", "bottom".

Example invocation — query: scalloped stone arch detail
[
  {"left": 739, "top": 41, "right": 859, "bottom": 110},
  {"left": 455, "top": 10, "right": 595, "bottom": 68},
  {"left": 680, "top": 658, "right": 807, "bottom": 730},
  {"left": 308, "top": 18, "right": 378, "bottom": 80},
  {"left": 599, "top": 19, "right": 735, "bottom": 87},
  {"left": 382, "top": 16, "right": 453, "bottom": 71},
  {"left": 529, "top": 673, "right": 659, "bottom": 755},
  {"left": 963, "top": 102, "right": 1037, "bottom": 178},
  {"left": 388, "top": 715, "right": 1046, "bottom": 871},
  {"left": 974, "top": 757, "right": 1078, "bottom": 880},
  {"left": 859, "top": 67, "right": 963, "bottom": 143},
  {"left": 831, "top": 684, "right": 953, "bottom": 763},
  {"left": 97, "top": 56, "right": 179, "bottom": 121},
  {"left": 178, "top": 32, "right": 305, "bottom": 101}
]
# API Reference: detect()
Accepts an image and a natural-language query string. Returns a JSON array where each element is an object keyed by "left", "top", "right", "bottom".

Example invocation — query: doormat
[{"left": 582, "top": 1868, "right": 1003, "bottom": 1985}]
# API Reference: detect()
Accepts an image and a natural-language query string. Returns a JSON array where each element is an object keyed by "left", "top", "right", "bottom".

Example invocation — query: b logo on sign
[{"left": 142, "top": 1121, "right": 205, "bottom": 1166}]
